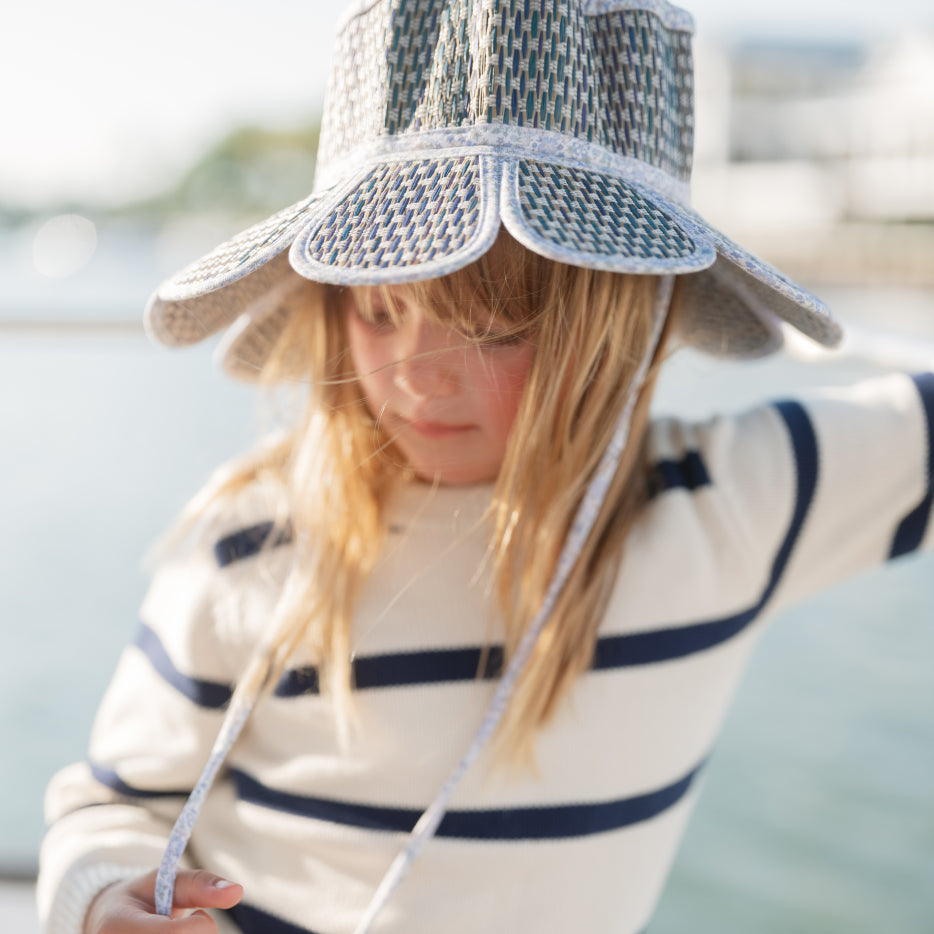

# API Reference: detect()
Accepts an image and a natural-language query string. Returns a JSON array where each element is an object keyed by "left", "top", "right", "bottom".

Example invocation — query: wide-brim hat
[{"left": 144, "top": 0, "right": 843, "bottom": 381}]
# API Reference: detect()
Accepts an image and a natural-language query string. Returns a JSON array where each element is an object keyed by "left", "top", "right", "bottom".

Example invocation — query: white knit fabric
[{"left": 40, "top": 373, "right": 933, "bottom": 934}]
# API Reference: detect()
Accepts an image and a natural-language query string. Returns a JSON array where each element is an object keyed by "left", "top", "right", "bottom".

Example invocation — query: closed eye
[
  {"left": 351, "top": 296, "right": 398, "bottom": 334},
  {"left": 460, "top": 324, "right": 526, "bottom": 347}
]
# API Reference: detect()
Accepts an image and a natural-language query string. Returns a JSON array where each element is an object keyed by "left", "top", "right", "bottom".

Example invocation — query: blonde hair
[{"left": 172, "top": 232, "right": 670, "bottom": 763}]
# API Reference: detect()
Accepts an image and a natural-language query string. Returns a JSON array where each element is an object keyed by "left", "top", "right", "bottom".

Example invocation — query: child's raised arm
[
  {"left": 764, "top": 372, "right": 933, "bottom": 609},
  {"left": 670, "top": 370, "right": 934, "bottom": 621}
]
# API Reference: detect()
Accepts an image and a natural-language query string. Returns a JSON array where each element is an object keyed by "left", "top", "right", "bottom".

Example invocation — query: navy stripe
[
  {"left": 889, "top": 373, "right": 934, "bottom": 559},
  {"left": 135, "top": 624, "right": 232, "bottom": 709},
  {"left": 229, "top": 903, "right": 322, "bottom": 934},
  {"left": 90, "top": 762, "right": 189, "bottom": 799},
  {"left": 275, "top": 647, "right": 504, "bottom": 697},
  {"left": 647, "top": 451, "right": 711, "bottom": 499},
  {"left": 229, "top": 758, "right": 704, "bottom": 840},
  {"left": 215, "top": 521, "right": 293, "bottom": 568}
]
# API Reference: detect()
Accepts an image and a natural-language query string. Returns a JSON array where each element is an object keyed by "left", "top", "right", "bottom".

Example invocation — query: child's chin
[{"left": 409, "top": 461, "right": 499, "bottom": 486}]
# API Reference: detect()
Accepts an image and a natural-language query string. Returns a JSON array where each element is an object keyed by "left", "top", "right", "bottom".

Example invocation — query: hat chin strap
[{"left": 154, "top": 275, "right": 676, "bottom": 926}]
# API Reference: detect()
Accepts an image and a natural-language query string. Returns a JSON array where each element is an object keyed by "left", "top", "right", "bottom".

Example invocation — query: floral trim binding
[
  {"left": 155, "top": 697, "right": 255, "bottom": 916},
  {"left": 338, "top": 0, "right": 695, "bottom": 34},
  {"left": 583, "top": 0, "right": 695, "bottom": 31},
  {"left": 335, "top": 0, "right": 387, "bottom": 35},
  {"left": 312, "top": 123, "right": 692, "bottom": 207}
]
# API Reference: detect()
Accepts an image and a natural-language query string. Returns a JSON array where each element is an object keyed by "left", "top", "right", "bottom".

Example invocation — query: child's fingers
[
  {"left": 85, "top": 871, "right": 242, "bottom": 934},
  {"left": 111, "top": 907, "right": 219, "bottom": 932},
  {"left": 164, "top": 870, "right": 244, "bottom": 911},
  {"left": 120, "top": 868, "right": 243, "bottom": 913}
]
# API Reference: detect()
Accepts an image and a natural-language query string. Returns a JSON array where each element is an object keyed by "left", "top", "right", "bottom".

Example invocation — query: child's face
[{"left": 346, "top": 288, "right": 535, "bottom": 484}]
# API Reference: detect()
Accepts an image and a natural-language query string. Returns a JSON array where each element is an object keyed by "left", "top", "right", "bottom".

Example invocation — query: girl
[{"left": 39, "top": 2, "right": 933, "bottom": 933}]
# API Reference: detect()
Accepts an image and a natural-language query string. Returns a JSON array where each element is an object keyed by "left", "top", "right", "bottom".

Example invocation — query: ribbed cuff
[{"left": 44, "top": 862, "right": 152, "bottom": 934}]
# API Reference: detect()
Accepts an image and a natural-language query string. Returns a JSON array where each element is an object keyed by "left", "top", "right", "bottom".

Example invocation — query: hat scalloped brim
[
  {"left": 144, "top": 152, "right": 842, "bottom": 378},
  {"left": 144, "top": 196, "right": 322, "bottom": 348}
]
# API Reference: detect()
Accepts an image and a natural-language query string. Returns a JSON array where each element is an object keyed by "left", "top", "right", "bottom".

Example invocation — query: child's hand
[{"left": 83, "top": 869, "right": 243, "bottom": 933}]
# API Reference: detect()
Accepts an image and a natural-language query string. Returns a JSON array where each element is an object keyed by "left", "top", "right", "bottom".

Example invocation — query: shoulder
[
  {"left": 637, "top": 403, "right": 801, "bottom": 606},
  {"left": 644, "top": 400, "right": 800, "bottom": 534},
  {"left": 147, "top": 448, "right": 293, "bottom": 573},
  {"left": 140, "top": 456, "right": 295, "bottom": 673}
]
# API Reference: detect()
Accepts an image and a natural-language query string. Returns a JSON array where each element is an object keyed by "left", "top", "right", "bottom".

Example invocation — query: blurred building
[{"left": 692, "top": 34, "right": 934, "bottom": 286}]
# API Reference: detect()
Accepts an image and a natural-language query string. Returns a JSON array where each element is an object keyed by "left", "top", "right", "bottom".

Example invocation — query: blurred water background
[{"left": 3, "top": 3, "right": 934, "bottom": 931}]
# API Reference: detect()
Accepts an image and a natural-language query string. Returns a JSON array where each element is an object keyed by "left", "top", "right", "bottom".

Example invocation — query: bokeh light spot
[{"left": 32, "top": 214, "right": 98, "bottom": 278}]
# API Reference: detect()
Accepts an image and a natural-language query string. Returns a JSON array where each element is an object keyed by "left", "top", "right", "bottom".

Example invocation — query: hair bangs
[{"left": 349, "top": 231, "right": 551, "bottom": 345}]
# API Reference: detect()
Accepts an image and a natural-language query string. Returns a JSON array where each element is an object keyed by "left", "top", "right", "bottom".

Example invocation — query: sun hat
[{"left": 144, "top": 0, "right": 842, "bottom": 381}]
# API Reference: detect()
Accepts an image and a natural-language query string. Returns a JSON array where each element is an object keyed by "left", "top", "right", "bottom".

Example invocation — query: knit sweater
[{"left": 39, "top": 372, "right": 934, "bottom": 934}]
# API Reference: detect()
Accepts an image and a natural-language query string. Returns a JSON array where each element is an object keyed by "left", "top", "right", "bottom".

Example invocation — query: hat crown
[
  {"left": 317, "top": 0, "right": 695, "bottom": 185},
  {"left": 146, "top": 0, "right": 840, "bottom": 372}
]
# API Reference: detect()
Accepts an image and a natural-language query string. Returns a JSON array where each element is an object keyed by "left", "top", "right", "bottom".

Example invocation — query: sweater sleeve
[
  {"left": 749, "top": 371, "right": 933, "bottom": 615},
  {"left": 37, "top": 511, "right": 243, "bottom": 934},
  {"left": 635, "top": 370, "right": 932, "bottom": 668}
]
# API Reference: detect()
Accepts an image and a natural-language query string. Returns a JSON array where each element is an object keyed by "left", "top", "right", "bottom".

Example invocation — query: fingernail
[{"left": 214, "top": 879, "right": 238, "bottom": 889}]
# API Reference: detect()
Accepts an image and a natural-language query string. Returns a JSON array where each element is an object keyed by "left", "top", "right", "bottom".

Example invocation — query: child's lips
[{"left": 401, "top": 416, "right": 475, "bottom": 438}]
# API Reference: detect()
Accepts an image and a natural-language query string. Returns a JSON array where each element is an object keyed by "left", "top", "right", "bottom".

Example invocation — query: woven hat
[{"left": 144, "top": 0, "right": 842, "bottom": 380}]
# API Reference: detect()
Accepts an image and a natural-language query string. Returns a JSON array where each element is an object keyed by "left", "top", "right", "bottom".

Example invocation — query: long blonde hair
[{"left": 172, "top": 231, "right": 670, "bottom": 762}]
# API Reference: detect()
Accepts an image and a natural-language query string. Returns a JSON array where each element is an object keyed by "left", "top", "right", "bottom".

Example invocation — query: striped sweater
[{"left": 39, "top": 372, "right": 934, "bottom": 934}]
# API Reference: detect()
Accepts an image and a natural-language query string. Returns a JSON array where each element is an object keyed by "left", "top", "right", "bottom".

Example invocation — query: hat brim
[
  {"left": 144, "top": 195, "right": 321, "bottom": 348},
  {"left": 146, "top": 153, "right": 842, "bottom": 378}
]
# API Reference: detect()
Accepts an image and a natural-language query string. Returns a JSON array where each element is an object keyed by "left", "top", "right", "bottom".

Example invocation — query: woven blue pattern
[
  {"left": 384, "top": 0, "right": 444, "bottom": 133},
  {"left": 417, "top": 0, "right": 478, "bottom": 129},
  {"left": 318, "top": 0, "right": 394, "bottom": 171},
  {"left": 382, "top": 0, "right": 604, "bottom": 138},
  {"left": 590, "top": 8, "right": 693, "bottom": 181},
  {"left": 306, "top": 157, "right": 482, "bottom": 270},
  {"left": 516, "top": 160, "right": 695, "bottom": 260},
  {"left": 481, "top": 0, "right": 598, "bottom": 137},
  {"left": 320, "top": 0, "right": 692, "bottom": 172},
  {"left": 167, "top": 198, "right": 315, "bottom": 291}
]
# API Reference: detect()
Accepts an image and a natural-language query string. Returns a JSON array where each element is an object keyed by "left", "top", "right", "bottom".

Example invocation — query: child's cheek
[{"left": 346, "top": 317, "right": 394, "bottom": 405}]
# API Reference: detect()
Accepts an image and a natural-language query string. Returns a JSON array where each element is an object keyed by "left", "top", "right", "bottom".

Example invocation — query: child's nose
[{"left": 392, "top": 317, "right": 461, "bottom": 400}]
